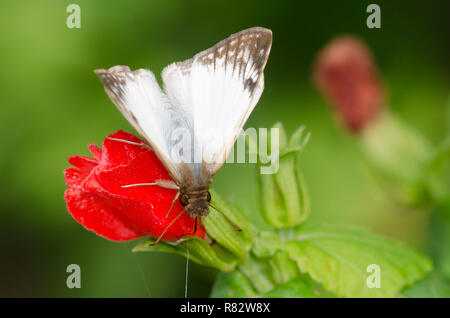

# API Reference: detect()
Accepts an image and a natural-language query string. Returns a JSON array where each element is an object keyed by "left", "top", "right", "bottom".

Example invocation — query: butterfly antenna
[
  {"left": 150, "top": 209, "right": 186, "bottom": 246},
  {"left": 209, "top": 204, "right": 242, "bottom": 232}
]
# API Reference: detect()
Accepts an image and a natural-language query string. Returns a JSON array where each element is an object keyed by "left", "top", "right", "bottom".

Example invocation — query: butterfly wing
[
  {"left": 94, "top": 66, "right": 190, "bottom": 183},
  {"left": 95, "top": 27, "right": 272, "bottom": 186},
  {"left": 162, "top": 27, "right": 272, "bottom": 178}
]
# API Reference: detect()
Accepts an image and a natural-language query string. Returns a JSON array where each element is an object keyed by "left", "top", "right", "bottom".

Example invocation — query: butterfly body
[{"left": 95, "top": 27, "right": 272, "bottom": 223}]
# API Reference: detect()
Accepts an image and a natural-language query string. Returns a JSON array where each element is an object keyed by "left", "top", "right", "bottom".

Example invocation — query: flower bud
[
  {"left": 313, "top": 36, "right": 384, "bottom": 133},
  {"left": 258, "top": 123, "right": 310, "bottom": 228},
  {"left": 313, "top": 36, "right": 435, "bottom": 206}
]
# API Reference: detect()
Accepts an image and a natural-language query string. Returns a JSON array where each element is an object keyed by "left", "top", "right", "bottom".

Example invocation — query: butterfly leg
[
  {"left": 149, "top": 209, "right": 187, "bottom": 246},
  {"left": 166, "top": 191, "right": 180, "bottom": 218},
  {"left": 121, "top": 179, "right": 179, "bottom": 190},
  {"left": 121, "top": 180, "right": 180, "bottom": 218},
  {"left": 173, "top": 217, "right": 199, "bottom": 244},
  {"left": 106, "top": 136, "right": 151, "bottom": 150},
  {"left": 172, "top": 233, "right": 214, "bottom": 246}
]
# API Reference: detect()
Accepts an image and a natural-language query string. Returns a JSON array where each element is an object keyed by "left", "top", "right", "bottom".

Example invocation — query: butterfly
[{"left": 94, "top": 27, "right": 272, "bottom": 243}]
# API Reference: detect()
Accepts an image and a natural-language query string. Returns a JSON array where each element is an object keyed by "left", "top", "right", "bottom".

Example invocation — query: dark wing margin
[
  {"left": 94, "top": 66, "right": 146, "bottom": 137},
  {"left": 93, "top": 66, "right": 182, "bottom": 183},
  {"left": 195, "top": 26, "right": 272, "bottom": 95},
  {"left": 190, "top": 27, "right": 273, "bottom": 175}
]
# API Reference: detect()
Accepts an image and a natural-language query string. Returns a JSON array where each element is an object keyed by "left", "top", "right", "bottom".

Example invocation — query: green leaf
[
  {"left": 283, "top": 125, "right": 310, "bottom": 157},
  {"left": 289, "top": 126, "right": 310, "bottom": 148},
  {"left": 360, "top": 113, "right": 434, "bottom": 206},
  {"left": 284, "top": 223, "right": 432, "bottom": 297},
  {"left": 252, "top": 231, "right": 283, "bottom": 258},
  {"left": 402, "top": 274, "right": 450, "bottom": 298},
  {"left": 133, "top": 237, "right": 238, "bottom": 272},
  {"left": 211, "top": 266, "right": 319, "bottom": 298},
  {"left": 263, "top": 278, "right": 318, "bottom": 298},
  {"left": 202, "top": 189, "right": 253, "bottom": 261},
  {"left": 238, "top": 254, "right": 276, "bottom": 293},
  {"left": 429, "top": 202, "right": 450, "bottom": 280},
  {"left": 426, "top": 138, "right": 450, "bottom": 203},
  {"left": 210, "top": 270, "right": 259, "bottom": 298},
  {"left": 361, "top": 113, "right": 432, "bottom": 182},
  {"left": 266, "top": 250, "right": 300, "bottom": 285}
]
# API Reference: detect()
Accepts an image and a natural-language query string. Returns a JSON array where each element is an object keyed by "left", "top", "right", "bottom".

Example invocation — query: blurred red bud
[{"left": 313, "top": 36, "right": 385, "bottom": 133}]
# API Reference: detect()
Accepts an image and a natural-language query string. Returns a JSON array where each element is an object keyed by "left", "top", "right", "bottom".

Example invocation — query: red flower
[
  {"left": 64, "top": 130, "right": 206, "bottom": 242},
  {"left": 313, "top": 36, "right": 385, "bottom": 133}
]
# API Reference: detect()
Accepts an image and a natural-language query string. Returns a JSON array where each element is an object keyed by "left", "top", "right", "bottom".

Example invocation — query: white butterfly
[{"left": 94, "top": 27, "right": 272, "bottom": 239}]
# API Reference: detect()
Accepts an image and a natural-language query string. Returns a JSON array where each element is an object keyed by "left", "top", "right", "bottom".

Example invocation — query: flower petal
[
  {"left": 64, "top": 186, "right": 144, "bottom": 241},
  {"left": 88, "top": 143, "right": 102, "bottom": 161},
  {"left": 64, "top": 155, "right": 98, "bottom": 188},
  {"left": 64, "top": 130, "right": 206, "bottom": 242},
  {"left": 94, "top": 151, "right": 206, "bottom": 241},
  {"left": 100, "top": 130, "right": 147, "bottom": 169}
]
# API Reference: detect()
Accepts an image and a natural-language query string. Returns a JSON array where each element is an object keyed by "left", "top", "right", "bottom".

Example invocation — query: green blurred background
[{"left": 0, "top": 0, "right": 448, "bottom": 297}]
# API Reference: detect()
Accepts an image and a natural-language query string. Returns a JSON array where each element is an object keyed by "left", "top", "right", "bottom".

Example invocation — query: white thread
[
  {"left": 134, "top": 253, "right": 151, "bottom": 297},
  {"left": 184, "top": 242, "right": 190, "bottom": 298}
]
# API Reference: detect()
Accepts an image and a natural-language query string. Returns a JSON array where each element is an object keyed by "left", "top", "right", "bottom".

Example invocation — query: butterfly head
[{"left": 179, "top": 190, "right": 211, "bottom": 218}]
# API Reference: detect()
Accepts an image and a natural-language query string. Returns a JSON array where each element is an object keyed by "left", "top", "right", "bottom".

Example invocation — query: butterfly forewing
[
  {"left": 94, "top": 66, "right": 186, "bottom": 183},
  {"left": 163, "top": 27, "right": 272, "bottom": 177}
]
